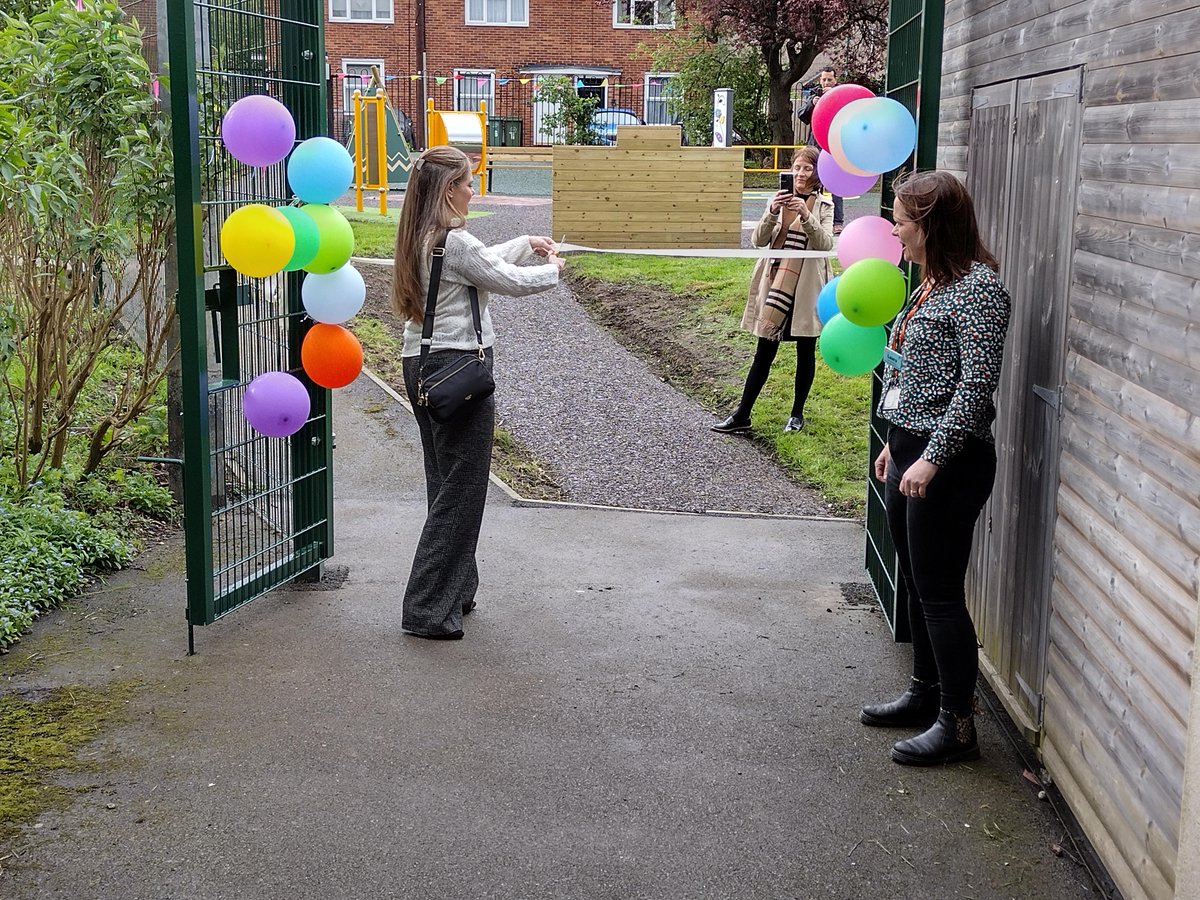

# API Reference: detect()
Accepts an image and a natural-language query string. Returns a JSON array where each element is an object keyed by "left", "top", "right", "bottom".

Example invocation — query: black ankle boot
[
  {"left": 890, "top": 709, "right": 980, "bottom": 766},
  {"left": 860, "top": 678, "right": 941, "bottom": 727}
]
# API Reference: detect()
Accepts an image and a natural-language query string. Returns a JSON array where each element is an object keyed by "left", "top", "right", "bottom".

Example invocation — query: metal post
[{"left": 165, "top": 0, "right": 215, "bottom": 651}]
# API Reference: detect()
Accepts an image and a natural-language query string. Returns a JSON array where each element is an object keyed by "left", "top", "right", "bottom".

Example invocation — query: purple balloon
[
  {"left": 222, "top": 95, "right": 296, "bottom": 168},
  {"left": 243, "top": 372, "right": 311, "bottom": 438},
  {"left": 817, "top": 150, "right": 878, "bottom": 198}
]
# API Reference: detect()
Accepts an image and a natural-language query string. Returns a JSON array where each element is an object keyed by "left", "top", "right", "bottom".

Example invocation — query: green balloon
[
  {"left": 301, "top": 203, "right": 355, "bottom": 274},
  {"left": 277, "top": 206, "right": 320, "bottom": 272},
  {"left": 836, "top": 258, "right": 907, "bottom": 327},
  {"left": 819, "top": 313, "right": 887, "bottom": 376}
]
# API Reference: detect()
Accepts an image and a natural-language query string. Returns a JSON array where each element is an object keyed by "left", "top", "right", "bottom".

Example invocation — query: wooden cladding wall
[
  {"left": 940, "top": 2, "right": 1200, "bottom": 899},
  {"left": 550, "top": 127, "right": 743, "bottom": 249}
]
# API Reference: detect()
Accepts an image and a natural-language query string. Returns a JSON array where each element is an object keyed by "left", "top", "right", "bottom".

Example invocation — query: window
[
  {"left": 466, "top": 0, "right": 528, "bottom": 25},
  {"left": 341, "top": 59, "right": 383, "bottom": 116},
  {"left": 644, "top": 73, "right": 678, "bottom": 124},
  {"left": 455, "top": 70, "right": 495, "bottom": 115},
  {"left": 330, "top": 0, "right": 393, "bottom": 22},
  {"left": 614, "top": 0, "right": 673, "bottom": 28}
]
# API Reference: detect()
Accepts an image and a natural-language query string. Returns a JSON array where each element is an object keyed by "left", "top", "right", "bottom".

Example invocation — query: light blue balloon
[
  {"left": 817, "top": 276, "right": 841, "bottom": 326},
  {"left": 301, "top": 263, "right": 365, "bottom": 324},
  {"left": 287, "top": 137, "right": 354, "bottom": 204},
  {"left": 839, "top": 98, "right": 917, "bottom": 175}
]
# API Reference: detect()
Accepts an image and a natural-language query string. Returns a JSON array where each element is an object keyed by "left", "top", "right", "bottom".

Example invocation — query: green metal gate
[
  {"left": 167, "top": 0, "right": 332, "bottom": 651},
  {"left": 863, "top": 0, "right": 946, "bottom": 640}
]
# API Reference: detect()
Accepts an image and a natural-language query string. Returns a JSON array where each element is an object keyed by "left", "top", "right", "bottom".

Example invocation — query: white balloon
[{"left": 301, "top": 263, "right": 365, "bottom": 325}]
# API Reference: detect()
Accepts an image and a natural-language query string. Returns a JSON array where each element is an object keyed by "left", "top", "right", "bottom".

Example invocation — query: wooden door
[{"left": 966, "top": 70, "right": 1083, "bottom": 734}]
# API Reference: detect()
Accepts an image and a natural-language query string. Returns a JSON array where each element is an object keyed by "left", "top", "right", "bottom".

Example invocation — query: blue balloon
[
  {"left": 817, "top": 276, "right": 841, "bottom": 326},
  {"left": 839, "top": 98, "right": 917, "bottom": 175},
  {"left": 287, "top": 137, "right": 354, "bottom": 204}
]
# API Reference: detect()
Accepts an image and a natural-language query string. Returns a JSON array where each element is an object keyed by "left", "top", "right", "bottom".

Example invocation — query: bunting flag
[{"left": 333, "top": 71, "right": 660, "bottom": 89}]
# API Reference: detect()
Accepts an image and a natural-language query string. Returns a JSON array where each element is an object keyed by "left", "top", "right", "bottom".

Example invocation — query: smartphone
[{"left": 779, "top": 172, "right": 794, "bottom": 194}]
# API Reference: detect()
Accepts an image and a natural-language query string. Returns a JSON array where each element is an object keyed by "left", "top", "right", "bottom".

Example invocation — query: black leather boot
[
  {"left": 890, "top": 710, "right": 980, "bottom": 766},
  {"left": 860, "top": 678, "right": 941, "bottom": 727}
]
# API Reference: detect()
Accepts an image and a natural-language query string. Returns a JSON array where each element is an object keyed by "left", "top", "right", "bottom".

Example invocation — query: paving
[{"left": 1, "top": 371, "right": 1100, "bottom": 900}]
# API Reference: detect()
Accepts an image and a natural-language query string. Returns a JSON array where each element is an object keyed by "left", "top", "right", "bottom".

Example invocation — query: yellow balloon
[{"left": 220, "top": 204, "right": 295, "bottom": 278}]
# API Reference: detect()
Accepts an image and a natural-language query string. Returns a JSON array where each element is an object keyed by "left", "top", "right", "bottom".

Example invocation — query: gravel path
[{"left": 456, "top": 196, "right": 843, "bottom": 518}]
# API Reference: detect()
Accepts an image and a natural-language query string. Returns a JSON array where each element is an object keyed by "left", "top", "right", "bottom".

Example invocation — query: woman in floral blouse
[{"left": 860, "top": 171, "right": 1011, "bottom": 766}]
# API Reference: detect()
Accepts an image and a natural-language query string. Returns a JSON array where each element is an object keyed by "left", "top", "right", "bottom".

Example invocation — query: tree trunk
[{"left": 765, "top": 40, "right": 820, "bottom": 146}]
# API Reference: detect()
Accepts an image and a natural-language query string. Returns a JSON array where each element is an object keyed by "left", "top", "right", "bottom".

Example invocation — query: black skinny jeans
[
  {"left": 735, "top": 335, "right": 817, "bottom": 421},
  {"left": 885, "top": 426, "right": 997, "bottom": 715}
]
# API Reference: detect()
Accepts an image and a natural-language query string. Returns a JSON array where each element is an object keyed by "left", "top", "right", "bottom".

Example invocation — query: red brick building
[{"left": 324, "top": 0, "right": 680, "bottom": 146}]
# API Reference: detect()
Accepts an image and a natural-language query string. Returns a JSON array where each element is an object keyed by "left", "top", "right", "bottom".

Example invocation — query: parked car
[{"left": 591, "top": 107, "right": 644, "bottom": 145}]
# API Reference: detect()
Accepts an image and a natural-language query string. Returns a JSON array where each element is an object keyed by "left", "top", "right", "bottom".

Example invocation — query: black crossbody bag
[{"left": 415, "top": 233, "right": 495, "bottom": 423}]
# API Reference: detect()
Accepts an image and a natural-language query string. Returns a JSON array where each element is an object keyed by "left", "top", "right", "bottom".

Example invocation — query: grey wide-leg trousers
[{"left": 401, "top": 349, "right": 495, "bottom": 636}]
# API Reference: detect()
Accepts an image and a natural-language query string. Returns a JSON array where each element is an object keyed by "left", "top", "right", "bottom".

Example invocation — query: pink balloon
[
  {"left": 817, "top": 151, "right": 878, "bottom": 198},
  {"left": 811, "top": 84, "right": 875, "bottom": 151},
  {"left": 828, "top": 100, "right": 877, "bottom": 176},
  {"left": 837, "top": 216, "right": 904, "bottom": 268}
]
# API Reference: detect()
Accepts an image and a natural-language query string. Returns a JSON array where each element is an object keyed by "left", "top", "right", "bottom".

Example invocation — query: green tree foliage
[
  {"left": 648, "top": 26, "right": 769, "bottom": 147},
  {"left": 533, "top": 76, "right": 602, "bottom": 145},
  {"left": 0, "top": 0, "right": 174, "bottom": 487}
]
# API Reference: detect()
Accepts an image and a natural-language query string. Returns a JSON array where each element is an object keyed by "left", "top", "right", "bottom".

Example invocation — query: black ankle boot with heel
[
  {"left": 891, "top": 709, "right": 980, "bottom": 766},
  {"left": 860, "top": 678, "right": 941, "bottom": 728}
]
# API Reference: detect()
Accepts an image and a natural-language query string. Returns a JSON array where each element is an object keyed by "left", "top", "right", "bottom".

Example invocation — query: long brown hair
[
  {"left": 892, "top": 170, "right": 997, "bottom": 286},
  {"left": 391, "top": 146, "right": 472, "bottom": 323}
]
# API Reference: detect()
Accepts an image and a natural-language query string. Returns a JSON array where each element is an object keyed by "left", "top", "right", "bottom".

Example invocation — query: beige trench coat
[{"left": 740, "top": 195, "right": 835, "bottom": 339}]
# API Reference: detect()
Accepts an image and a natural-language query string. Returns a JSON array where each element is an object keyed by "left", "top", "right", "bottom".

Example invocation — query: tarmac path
[{"left": 0, "top": 374, "right": 1098, "bottom": 900}]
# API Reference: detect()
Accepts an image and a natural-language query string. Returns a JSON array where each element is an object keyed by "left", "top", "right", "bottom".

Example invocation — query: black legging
[
  {"left": 884, "top": 426, "right": 997, "bottom": 714},
  {"left": 734, "top": 336, "right": 817, "bottom": 421}
]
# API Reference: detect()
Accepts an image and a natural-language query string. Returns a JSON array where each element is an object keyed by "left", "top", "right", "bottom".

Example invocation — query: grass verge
[{"left": 565, "top": 253, "right": 870, "bottom": 514}]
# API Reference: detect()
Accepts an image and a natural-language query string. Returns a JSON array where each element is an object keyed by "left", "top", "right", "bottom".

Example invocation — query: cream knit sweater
[{"left": 401, "top": 229, "right": 560, "bottom": 356}]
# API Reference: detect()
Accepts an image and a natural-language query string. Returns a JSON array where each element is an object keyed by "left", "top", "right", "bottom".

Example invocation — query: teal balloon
[
  {"left": 287, "top": 137, "right": 354, "bottom": 204},
  {"left": 301, "top": 203, "right": 355, "bottom": 274},
  {"left": 836, "top": 258, "right": 907, "bottom": 327},
  {"left": 817, "top": 276, "right": 841, "bottom": 325},
  {"left": 839, "top": 98, "right": 918, "bottom": 174},
  {"left": 277, "top": 205, "right": 319, "bottom": 272},
  {"left": 818, "top": 314, "right": 887, "bottom": 376}
]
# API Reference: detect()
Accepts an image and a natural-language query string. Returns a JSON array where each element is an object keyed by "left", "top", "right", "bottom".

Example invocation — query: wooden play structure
[
  {"left": 550, "top": 126, "right": 743, "bottom": 249},
  {"left": 349, "top": 72, "right": 414, "bottom": 214}
]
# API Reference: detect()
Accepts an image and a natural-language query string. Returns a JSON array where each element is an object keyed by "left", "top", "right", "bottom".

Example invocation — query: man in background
[{"left": 799, "top": 66, "right": 845, "bottom": 234}]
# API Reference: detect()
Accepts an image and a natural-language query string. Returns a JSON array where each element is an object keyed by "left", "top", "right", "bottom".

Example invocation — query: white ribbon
[
  {"left": 351, "top": 244, "right": 836, "bottom": 268},
  {"left": 556, "top": 242, "right": 834, "bottom": 259}
]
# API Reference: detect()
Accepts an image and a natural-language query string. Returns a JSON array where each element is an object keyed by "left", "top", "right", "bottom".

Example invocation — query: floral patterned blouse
[{"left": 878, "top": 261, "right": 1011, "bottom": 466}]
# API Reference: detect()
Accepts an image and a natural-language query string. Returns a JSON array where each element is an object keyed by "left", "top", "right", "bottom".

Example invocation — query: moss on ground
[{"left": 0, "top": 681, "right": 138, "bottom": 843}]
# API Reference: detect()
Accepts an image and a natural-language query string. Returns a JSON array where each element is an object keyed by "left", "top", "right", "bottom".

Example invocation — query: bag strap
[{"left": 418, "top": 232, "right": 485, "bottom": 378}]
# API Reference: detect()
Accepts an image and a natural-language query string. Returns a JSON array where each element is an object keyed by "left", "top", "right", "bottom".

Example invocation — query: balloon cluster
[
  {"left": 219, "top": 95, "right": 365, "bottom": 438},
  {"left": 808, "top": 86, "right": 918, "bottom": 376}
]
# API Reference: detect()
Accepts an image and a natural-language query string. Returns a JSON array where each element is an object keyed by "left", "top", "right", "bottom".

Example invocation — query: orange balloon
[{"left": 301, "top": 323, "right": 363, "bottom": 388}]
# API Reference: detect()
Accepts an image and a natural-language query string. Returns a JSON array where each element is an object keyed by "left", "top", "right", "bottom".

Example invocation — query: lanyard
[{"left": 890, "top": 281, "right": 935, "bottom": 351}]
